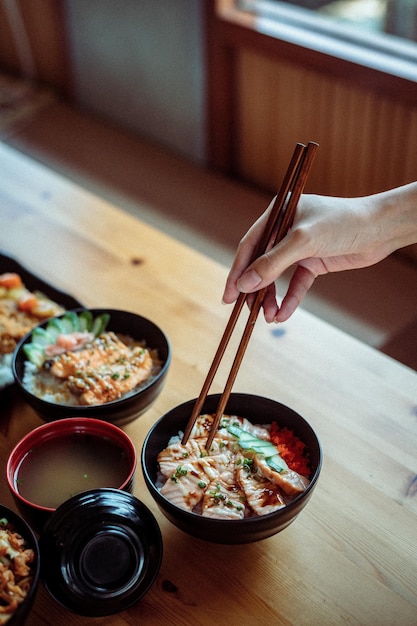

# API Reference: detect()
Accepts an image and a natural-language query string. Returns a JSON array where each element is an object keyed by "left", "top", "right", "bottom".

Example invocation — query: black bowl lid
[{"left": 39, "top": 489, "right": 162, "bottom": 617}]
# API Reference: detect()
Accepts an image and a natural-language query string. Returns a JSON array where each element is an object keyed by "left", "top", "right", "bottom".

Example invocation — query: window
[
  {"left": 239, "top": 0, "right": 417, "bottom": 80},
  {"left": 249, "top": 0, "right": 417, "bottom": 41}
]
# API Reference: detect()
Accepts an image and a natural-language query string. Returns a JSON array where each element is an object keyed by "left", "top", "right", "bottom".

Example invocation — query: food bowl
[
  {"left": 12, "top": 308, "right": 171, "bottom": 425},
  {"left": 141, "top": 393, "right": 322, "bottom": 544},
  {"left": 6, "top": 418, "right": 137, "bottom": 533},
  {"left": 0, "top": 504, "right": 40, "bottom": 625}
]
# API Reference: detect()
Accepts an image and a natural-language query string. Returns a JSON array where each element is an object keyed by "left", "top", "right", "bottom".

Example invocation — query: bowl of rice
[
  {"left": 141, "top": 393, "right": 322, "bottom": 544},
  {"left": 0, "top": 267, "right": 78, "bottom": 393},
  {"left": 0, "top": 504, "right": 40, "bottom": 625},
  {"left": 11, "top": 308, "right": 171, "bottom": 425}
]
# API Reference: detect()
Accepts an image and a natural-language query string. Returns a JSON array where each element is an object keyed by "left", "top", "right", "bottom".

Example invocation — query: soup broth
[{"left": 15, "top": 434, "right": 131, "bottom": 509}]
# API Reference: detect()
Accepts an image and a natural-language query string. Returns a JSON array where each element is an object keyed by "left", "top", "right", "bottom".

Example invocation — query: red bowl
[{"left": 7, "top": 418, "right": 137, "bottom": 533}]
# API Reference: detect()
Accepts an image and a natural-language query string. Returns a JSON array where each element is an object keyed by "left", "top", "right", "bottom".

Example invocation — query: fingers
[
  {"left": 240, "top": 265, "right": 316, "bottom": 324},
  {"left": 224, "top": 259, "right": 317, "bottom": 324},
  {"left": 236, "top": 230, "right": 305, "bottom": 294},
  {"left": 222, "top": 202, "right": 275, "bottom": 304},
  {"left": 222, "top": 195, "right": 319, "bottom": 313},
  {"left": 262, "top": 285, "right": 280, "bottom": 323},
  {"left": 223, "top": 229, "right": 301, "bottom": 303},
  {"left": 274, "top": 265, "right": 316, "bottom": 322}
]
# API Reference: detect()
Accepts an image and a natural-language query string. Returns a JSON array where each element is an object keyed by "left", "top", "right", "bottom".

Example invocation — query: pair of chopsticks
[{"left": 182, "top": 141, "right": 319, "bottom": 449}]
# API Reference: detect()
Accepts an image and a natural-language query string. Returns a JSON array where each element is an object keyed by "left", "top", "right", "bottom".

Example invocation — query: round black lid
[{"left": 39, "top": 488, "right": 162, "bottom": 617}]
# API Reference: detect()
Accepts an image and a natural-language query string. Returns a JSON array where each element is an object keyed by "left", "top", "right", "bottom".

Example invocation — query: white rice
[
  {"left": 23, "top": 361, "right": 78, "bottom": 404},
  {"left": 0, "top": 353, "right": 14, "bottom": 389}
]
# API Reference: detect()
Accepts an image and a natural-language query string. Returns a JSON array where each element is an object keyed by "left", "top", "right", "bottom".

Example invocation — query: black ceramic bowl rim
[
  {"left": 11, "top": 308, "right": 171, "bottom": 423},
  {"left": 39, "top": 488, "right": 163, "bottom": 617},
  {"left": 0, "top": 504, "right": 41, "bottom": 625},
  {"left": 141, "top": 393, "right": 322, "bottom": 543},
  {"left": 6, "top": 417, "right": 137, "bottom": 516}
]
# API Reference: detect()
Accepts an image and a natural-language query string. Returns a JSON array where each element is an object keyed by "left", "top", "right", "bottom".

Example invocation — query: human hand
[{"left": 222, "top": 191, "right": 406, "bottom": 323}]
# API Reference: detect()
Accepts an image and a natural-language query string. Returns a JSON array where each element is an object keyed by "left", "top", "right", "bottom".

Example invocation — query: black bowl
[
  {"left": 0, "top": 505, "right": 41, "bottom": 625},
  {"left": 141, "top": 393, "right": 322, "bottom": 544},
  {"left": 12, "top": 308, "right": 171, "bottom": 425},
  {"left": 39, "top": 489, "right": 163, "bottom": 617}
]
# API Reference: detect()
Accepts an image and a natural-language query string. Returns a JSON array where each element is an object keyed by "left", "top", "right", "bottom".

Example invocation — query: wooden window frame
[{"left": 204, "top": 0, "right": 417, "bottom": 175}]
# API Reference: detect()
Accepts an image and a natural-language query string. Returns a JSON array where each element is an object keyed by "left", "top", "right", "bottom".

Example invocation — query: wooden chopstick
[
  {"left": 181, "top": 141, "right": 318, "bottom": 448},
  {"left": 180, "top": 142, "right": 306, "bottom": 445}
]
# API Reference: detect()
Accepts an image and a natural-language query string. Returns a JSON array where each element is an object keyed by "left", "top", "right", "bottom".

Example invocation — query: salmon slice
[
  {"left": 236, "top": 458, "right": 286, "bottom": 516},
  {"left": 187, "top": 414, "right": 217, "bottom": 439},
  {"left": 201, "top": 478, "right": 246, "bottom": 519},
  {"left": 189, "top": 414, "right": 271, "bottom": 444},
  {"left": 159, "top": 461, "right": 206, "bottom": 512},
  {"left": 44, "top": 331, "right": 95, "bottom": 356},
  {"left": 158, "top": 437, "right": 234, "bottom": 482},
  {"left": 157, "top": 434, "right": 238, "bottom": 513},
  {"left": 229, "top": 416, "right": 272, "bottom": 441},
  {"left": 157, "top": 441, "right": 198, "bottom": 478},
  {"left": 254, "top": 455, "right": 310, "bottom": 496},
  {"left": 48, "top": 331, "right": 132, "bottom": 378},
  {"left": 186, "top": 413, "right": 243, "bottom": 443},
  {"left": 66, "top": 346, "right": 153, "bottom": 405}
]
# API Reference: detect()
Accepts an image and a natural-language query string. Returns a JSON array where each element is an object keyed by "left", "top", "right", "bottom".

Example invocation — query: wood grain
[{"left": 0, "top": 142, "right": 417, "bottom": 625}]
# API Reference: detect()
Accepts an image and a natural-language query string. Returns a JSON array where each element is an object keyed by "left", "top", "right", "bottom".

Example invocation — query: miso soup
[{"left": 15, "top": 433, "right": 131, "bottom": 509}]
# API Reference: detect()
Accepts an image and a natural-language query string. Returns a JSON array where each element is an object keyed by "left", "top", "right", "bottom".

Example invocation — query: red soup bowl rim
[{"left": 6, "top": 417, "right": 137, "bottom": 514}]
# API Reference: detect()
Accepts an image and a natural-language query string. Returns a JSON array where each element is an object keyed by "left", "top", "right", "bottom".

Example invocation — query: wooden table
[{"left": 1, "top": 141, "right": 416, "bottom": 625}]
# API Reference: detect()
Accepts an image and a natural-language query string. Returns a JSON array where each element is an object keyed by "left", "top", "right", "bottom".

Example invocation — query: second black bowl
[{"left": 12, "top": 308, "right": 171, "bottom": 425}]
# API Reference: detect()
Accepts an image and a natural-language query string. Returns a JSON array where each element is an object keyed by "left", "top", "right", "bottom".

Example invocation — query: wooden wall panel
[
  {"left": 0, "top": 0, "right": 71, "bottom": 94},
  {"left": 235, "top": 49, "right": 417, "bottom": 198}
]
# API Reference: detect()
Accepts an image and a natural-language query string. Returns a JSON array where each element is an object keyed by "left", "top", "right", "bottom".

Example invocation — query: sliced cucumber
[
  {"left": 91, "top": 313, "right": 110, "bottom": 337},
  {"left": 24, "top": 311, "right": 111, "bottom": 365},
  {"left": 227, "top": 422, "right": 288, "bottom": 472},
  {"left": 78, "top": 309, "right": 93, "bottom": 332},
  {"left": 59, "top": 311, "right": 79, "bottom": 334},
  {"left": 227, "top": 422, "right": 243, "bottom": 438},
  {"left": 31, "top": 327, "right": 55, "bottom": 347},
  {"left": 23, "top": 344, "right": 44, "bottom": 367},
  {"left": 46, "top": 317, "right": 65, "bottom": 340},
  {"left": 267, "top": 454, "right": 288, "bottom": 473},
  {"left": 228, "top": 424, "right": 277, "bottom": 456}
]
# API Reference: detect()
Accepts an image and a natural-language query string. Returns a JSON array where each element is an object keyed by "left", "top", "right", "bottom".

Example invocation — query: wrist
[{"left": 373, "top": 182, "right": 417, "bottom": 252}]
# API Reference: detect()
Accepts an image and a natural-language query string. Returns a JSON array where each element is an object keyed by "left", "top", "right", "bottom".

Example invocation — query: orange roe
[{"left": 270, "top": 422, "right": 310, "bottom": 478}]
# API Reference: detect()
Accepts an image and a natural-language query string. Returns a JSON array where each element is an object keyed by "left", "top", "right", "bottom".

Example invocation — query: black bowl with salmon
[
  {"left": 12, "top": 308, "right": 171, "bottom": 425},
  {"left": 141, "top": 393, "right": 322, "bottom": 544}
]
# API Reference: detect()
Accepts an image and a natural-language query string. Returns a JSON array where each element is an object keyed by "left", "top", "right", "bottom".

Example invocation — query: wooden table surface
[{"left": 1, "top": 141, "right": 416, "bottom": 625}]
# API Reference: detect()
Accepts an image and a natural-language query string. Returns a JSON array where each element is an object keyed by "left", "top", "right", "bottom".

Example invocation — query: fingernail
[{"left": 237, "top": 269, "right": 262, "bottom": 292}]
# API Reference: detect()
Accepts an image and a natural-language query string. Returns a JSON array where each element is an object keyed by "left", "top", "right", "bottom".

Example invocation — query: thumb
[{"left": 236, "top": 235, "right": 301, "bottom": 293}]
